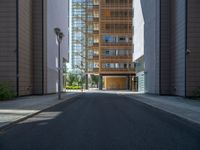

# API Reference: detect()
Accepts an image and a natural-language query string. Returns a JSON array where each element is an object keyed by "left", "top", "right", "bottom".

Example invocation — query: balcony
[
  {"left": 101, "top": 2, "right": 132, "bottom": 9},
  {"left": 100, "top": 68, "right": 134, "bottom": 74},
  {"left": 88, "top": 68, "right": 99, "bottom": 73},
  {"left": 101, "top": 4, "right": 131, "bottom": 9},
  {"left": 101, "top": 9, "right": 132, "bottom": 21},
  {"left": 101, "top": 0, "right": 132, "bottom": 4},
  {"left": 101, "top": 42, "right": 132, "bottom": 47},
  {"left": 86, "top": 32, "right": 99, "bottom": 38},
  {"left": 93, "top": 30, "right": 99, "bottom": 34},
  {"left": 92, "top": 5, "right": 99, "bottom": 9},
  {"left": 92, "top": 43, "right": 99, "bottom": 47},
  {"left": 101, "top": 29, "right": 131, "bottom": 34},
  {"left": 86, "top": 18, "right": 99, "bottom": 23},
  {"left": 101, "top": 16, "right": 132, "bottom": 21},
  {"left": 101, "top": 55, "right": 132, "bottom": 60},
  {"left": 88, "top": 55, "right": 99, "bottom": 60}
]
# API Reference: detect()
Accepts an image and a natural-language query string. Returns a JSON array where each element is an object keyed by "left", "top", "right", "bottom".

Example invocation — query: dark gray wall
[
  {"left": 186, "top": 0, "right": 200, "bottom": 96},
  {"left": 18, "top": 0, "right": 33, "bottom": 96},
  {"left": 141, "top": 0, "right": 187, "bottom": 96},
  {"left": 160, "top": 0, "right": 171, "bottom": 95},
  {"left": 138, "top": 0, "right": 200, "bottom": 97},
  {"left": 170, "top": 0, "right": 186, "bottom": 96},
  {"left": 0, "top": 0, "right": 17, "bottom": 92},
  {"left": 32, "top": 0, "right": 46, "bottom": 95}
]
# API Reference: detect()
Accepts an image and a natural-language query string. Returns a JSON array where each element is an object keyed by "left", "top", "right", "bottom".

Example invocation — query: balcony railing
[
  {"left": 100, "top": 68, "right": 134, "bottom": 73},
  {"left": 101, "top": 55, "right": 132, "bottom": 59},
  {"left": 101, "top": 29, "right": 131, "bottom": 33},
  {"left": 88, "top": 55, "right": 99, "bottom": 60},
  {"left": 101, "top": 42, "right": 132, "bottom": 46},
  {"left": 91, "top": 43, "right": 99, "bottom": 47},
  {"left": 88, "top": 68, "right": 99, "bottom": 73},
  {"left": 86, "top": 17, "right": 99, "bottom": 22},
  {"left": 101, "top": 0, "right": 132, "bottom": 5},
  {"left": 101, "top": 14, "right": 132, "bottom": 19},
  {"left": 93, "top": 30, "right": 99, "bottom": 34}
]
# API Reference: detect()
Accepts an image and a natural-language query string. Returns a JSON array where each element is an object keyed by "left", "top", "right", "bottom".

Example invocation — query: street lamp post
[{"left": 54, "top": 28, "right": 64, "bottom": 100}]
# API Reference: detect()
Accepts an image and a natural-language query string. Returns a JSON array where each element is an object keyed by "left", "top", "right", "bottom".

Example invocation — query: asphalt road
[{"left": 0, "top": 93, "right": 200, "bottom": 150}]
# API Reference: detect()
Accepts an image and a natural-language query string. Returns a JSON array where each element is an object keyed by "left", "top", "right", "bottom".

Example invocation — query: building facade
[
  {"left": 0, "top": 0, "right": 69, "bottom": 96},
  {"left": 85, "top": 0, "right": 134, "bottom": 90},
  {"left": 133, "top": 0, "right": 200, "bottom": 97},
  {"left": 46, "top": 0, "right": 69, "bottom": 93},
  {"left": 133, "top": 0, "right": 145, "bottom": 92},
  {"left": 69, "top": 0, "right": 86, "bottom": 73}
]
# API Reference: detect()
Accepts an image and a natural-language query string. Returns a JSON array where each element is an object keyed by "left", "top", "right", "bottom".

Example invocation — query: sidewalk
[
  {"left": 125, "top": 93, "right": 200, "bottom": 125},
  {"left": 0, "top": 92, "right": 82, "bottom": 130}
]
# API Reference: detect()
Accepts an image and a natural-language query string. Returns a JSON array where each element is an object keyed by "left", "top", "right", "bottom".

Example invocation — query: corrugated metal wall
[
  {"left": 0, "top": 0, "right": 17, "bottom": 92},
  {"left": 18, "top": 0, "right": 33, "bottom": 95},
  {"left": 170, "top": 0, "right": 186, "bottom": 96},
  {"left": 186, "top": 0, "right": 200, "bottom": 96}
]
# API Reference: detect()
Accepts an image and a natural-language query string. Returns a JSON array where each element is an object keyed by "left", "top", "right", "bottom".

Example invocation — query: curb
[{"left": 0, "top": 93, "right": 82, "bottom": 133}]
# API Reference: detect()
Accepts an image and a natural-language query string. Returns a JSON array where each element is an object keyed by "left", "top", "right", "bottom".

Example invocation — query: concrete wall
[
  {"left": 133, "top": 0, "right": 144, "bottom": 61},
  {"left": 0, "top": 0, "right": 17, "bottom": 92},
  {"left": 186, "top": 0, "right": 200, "bottom": 96},
  {"left": 140, "top": 0, "right": 160, "bottom": 94},
  {"left": 18, "top": 0, "right": 33, "bottom": 96},
  {"left": 133, "top": 0, "right": 145, "bottom": 93},
  {"left": 46, "top": 0, "right": 69, "bottom": 93}
]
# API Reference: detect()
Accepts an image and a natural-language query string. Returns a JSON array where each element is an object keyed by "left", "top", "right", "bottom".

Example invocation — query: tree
[
  {"left": 66, "top": 72, "right": 76, "bottom": 86},
  {"left": 74, "top": 74, "right": 82, "bottom": 86},
  {"left": 91, "top": 75, "right": 99, "bottom": 88}
]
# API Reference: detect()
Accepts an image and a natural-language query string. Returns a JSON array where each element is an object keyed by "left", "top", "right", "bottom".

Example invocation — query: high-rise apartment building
[
  {"left": 69, "top": 0, "right": 86, "bottom": 73},
  {"left": 0, "top": 0, "right": 69, "bottom": 96},
  {"left": 133, "top": 0, "right": 200, "bottom": 97},
  {"left": 85, "top": 0, "right": 134, "bottom": 90}
]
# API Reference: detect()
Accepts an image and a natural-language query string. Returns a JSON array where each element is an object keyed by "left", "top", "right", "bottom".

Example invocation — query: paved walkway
[
  {"left": 124, "top": 93, "right": 200, "bottom": 125},
  {"left": 0, "top": 92, "right": 81, "bottom": 130}
]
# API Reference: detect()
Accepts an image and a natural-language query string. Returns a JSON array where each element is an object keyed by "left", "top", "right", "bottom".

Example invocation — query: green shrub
[
  {"left": 193, "top": 87, "right": 200, "bottom": 98},
  {"left": 66, "top": 85, "right": 81, "bottom": 90},
  {"left": 0, "top": 83, "right": 16, "bottom": 101}
]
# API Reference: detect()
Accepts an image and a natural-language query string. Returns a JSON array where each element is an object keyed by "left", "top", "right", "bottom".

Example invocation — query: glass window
[
  {"left": 105, "top": 50, "right": 110, "bottom": 55},
  {"left": 103, "top": 35, "right": 113, "bottom": 43},
  {"left": 124, "top": 64, "right": 127, "bottom": 69}
]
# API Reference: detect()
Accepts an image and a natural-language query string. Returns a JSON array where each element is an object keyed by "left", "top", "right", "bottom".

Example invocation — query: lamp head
[
  {"left": 54, "top": 27, "right": 61, "bottom": 36},
  {"left": 59, "top": 32, "right": 64, "bottom": 39},
  {"left": 58, "top": 32, "right": 64, "bottom": 43}
]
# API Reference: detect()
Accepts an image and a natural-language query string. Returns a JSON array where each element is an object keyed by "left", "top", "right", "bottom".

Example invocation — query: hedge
[{"left": 66, "top": 85, "right": 81, "bottom": 90}]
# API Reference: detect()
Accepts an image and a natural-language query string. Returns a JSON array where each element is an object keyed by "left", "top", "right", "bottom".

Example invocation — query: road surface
[{"left": 0, "top": 93, "right": 200, "bottom": 150}]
